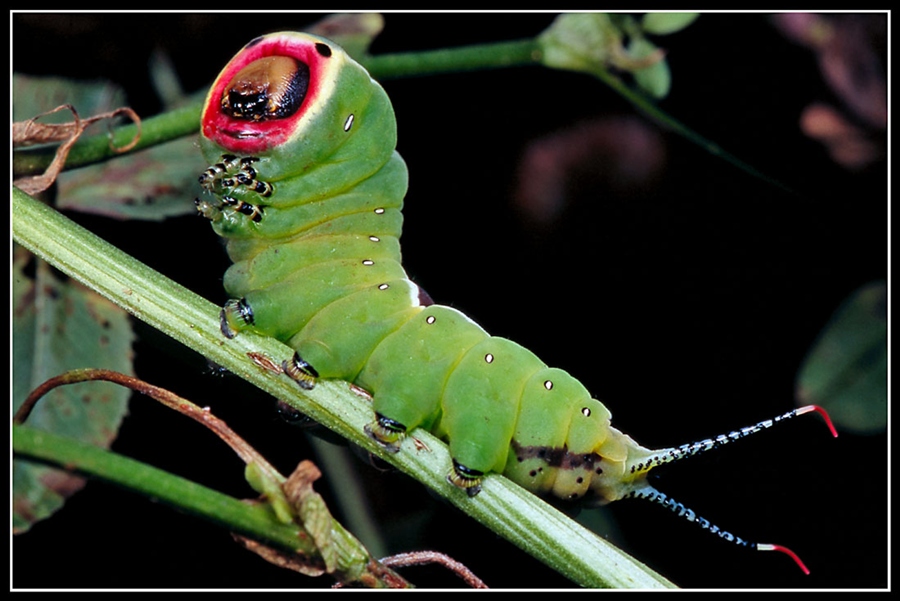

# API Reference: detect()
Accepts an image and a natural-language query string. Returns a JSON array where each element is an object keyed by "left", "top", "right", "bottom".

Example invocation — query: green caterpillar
[{"left": 196, "top": 31, "right": 835, "bottom": 570}]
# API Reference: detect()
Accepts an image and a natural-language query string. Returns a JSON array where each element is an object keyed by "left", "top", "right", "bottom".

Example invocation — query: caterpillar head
[{"left": 199, "top": 31, "right": 396, "bottom": 183}]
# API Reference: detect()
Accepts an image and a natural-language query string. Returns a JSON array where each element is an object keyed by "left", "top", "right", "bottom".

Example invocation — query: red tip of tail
[
  {"left": 757, "top": 543, "right": 811, "bottom": 575},
  {"left": 797, "top": 405, "right": 839, "bottom": 438}
]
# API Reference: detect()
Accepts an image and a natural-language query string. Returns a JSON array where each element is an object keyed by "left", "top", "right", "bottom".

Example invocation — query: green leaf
[
  {"left": 538, "top": 13, "right": 672, "bottom": 90},
  {"left": 244, "top": 462, "right": 294, "bottom": 525},
  {"left": 641, "top": 13, "right": 700, "bottom": 36},
  {"left": 12, "top": 74, "right": 128, "bottom": 124},
  {"left": 13, "top": 73, "right": 201, "bottom": 220},
  {"left": 629, "top": 37, "right": 671, "bottom": 98},
  {"left": 56, "top": 136, "right": 204, "bottom": 220},
  {"left": 538, "top": 13, "right": 622, "bottom": 72},
  {"left": 12, "top": 249, "right": 134, "bottom": 532},
  {"left": 795, "top": 281, "right": 887, "bottom": 434}
]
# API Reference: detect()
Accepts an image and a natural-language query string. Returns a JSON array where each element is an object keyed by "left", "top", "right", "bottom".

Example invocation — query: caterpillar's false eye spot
[
  {"left": 221, "top": 56, "right": 310, "bottom": 122},
  {"left": 314, "top": 42, "right": 332, "bottom": 57}
]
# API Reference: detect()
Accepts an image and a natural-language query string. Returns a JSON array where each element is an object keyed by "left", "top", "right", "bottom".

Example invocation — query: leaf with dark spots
[{"left": 12, "top": 257, "right": 134, "bottom": 533}]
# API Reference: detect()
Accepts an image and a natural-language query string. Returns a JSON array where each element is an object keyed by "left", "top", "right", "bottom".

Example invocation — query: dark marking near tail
[{"left": 511, "top": 441, "right": 603, "bottom": 473}]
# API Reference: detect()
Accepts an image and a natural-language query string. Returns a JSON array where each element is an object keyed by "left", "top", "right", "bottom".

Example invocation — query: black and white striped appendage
[
  {"left": 627, "top": 484, "right": 754, "bottom": 548},
  {"left": 629, "top": 405, "right": 837, "bottom": 475},
  {"left": 627, "top": 483, "right": 814, "bottom": 574}
]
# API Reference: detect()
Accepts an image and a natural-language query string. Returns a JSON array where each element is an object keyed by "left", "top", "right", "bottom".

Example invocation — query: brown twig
[
  {"left": 378, "top": 551, "right": 488, "bottom": 589},
  {"left": 13, "top": 104, "right": 141, "bottom": 194},
  {"left": 14, "top": 368, "right": 284, "bottom": 485}
]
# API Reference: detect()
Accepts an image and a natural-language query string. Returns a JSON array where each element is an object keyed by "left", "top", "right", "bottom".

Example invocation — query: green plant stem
[
  {"left": 13, "top": 424, "right": 314, "bottom": 555},
  {"left": 362, "top": 39, "right": 543, "bottom": 77},
  {"left": 307, "top": 437, "right": 389, "bottom": 560},
  {"left": 586, "top": 66, "right": 792, "bottom": 193},
  {"left": 12, "top": 187, "right": 675, "bottom": 589}
]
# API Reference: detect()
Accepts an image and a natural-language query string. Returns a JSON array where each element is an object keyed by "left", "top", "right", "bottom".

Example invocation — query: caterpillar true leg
[{"left": 199, "top": 155, "right": 272, "bottom": 198}]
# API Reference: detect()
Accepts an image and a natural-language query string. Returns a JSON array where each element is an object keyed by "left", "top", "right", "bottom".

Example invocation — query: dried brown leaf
[
  {"left": 13, "top": 104, "right": 142, "bottom": 194},
  {"left": 232, "top": 533, "right": 327, "bottom": 577}
]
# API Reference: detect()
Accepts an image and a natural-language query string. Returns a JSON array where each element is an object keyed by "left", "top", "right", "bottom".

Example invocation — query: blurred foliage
[
  {"left": 796, "top": 281, "right": 887, "bottom": 434},
  {"left": 539, "top": 12, "right": 698, "bottom": 98}
]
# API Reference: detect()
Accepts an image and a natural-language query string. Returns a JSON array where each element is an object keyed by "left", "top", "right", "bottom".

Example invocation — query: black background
[{"left": 12, "top": 12, "right": 888, "bottom": 590}]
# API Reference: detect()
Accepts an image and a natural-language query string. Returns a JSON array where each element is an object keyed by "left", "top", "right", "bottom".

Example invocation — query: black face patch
[{"left": 221, "top": 56, "right": 310, "bottom": 122}]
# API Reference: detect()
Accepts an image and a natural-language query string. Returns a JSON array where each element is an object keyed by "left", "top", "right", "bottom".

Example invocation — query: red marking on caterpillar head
[{"left": 202, "top": 34, "right": 333, "bottom": 155}]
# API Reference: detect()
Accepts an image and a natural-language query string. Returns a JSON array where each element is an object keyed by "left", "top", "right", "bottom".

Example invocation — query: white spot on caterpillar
[
  {"left": 544, "top": 380, "right": 554, "bottom": 390},
  {"left": 374, "top": 207, "right": 385, "bottom": 214},
  {"left": 581, "top": 407, "right": 592, "bottom": 417},
  {"left": 369, "top": 235, "right": 380, "bottom": 242},
  {"left": 362, "top": 259, "right": 374, "bottom": 266},
  {"left": 344, "top": 114, "right": 354, "bottom": 132},
  {"left": 484, "top": 353, "right": 494, "bottom": 364},
  {"left": 426, "top": 315, "right": 436, "bottom": 324},
  {"left": 378, "top": 283, "right": 390, "bottom": 290}
]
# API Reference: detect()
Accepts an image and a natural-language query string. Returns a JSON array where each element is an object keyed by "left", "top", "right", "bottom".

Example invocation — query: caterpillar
[{"left": 196, "top": 31, "right": 836, "bottom": 572}]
